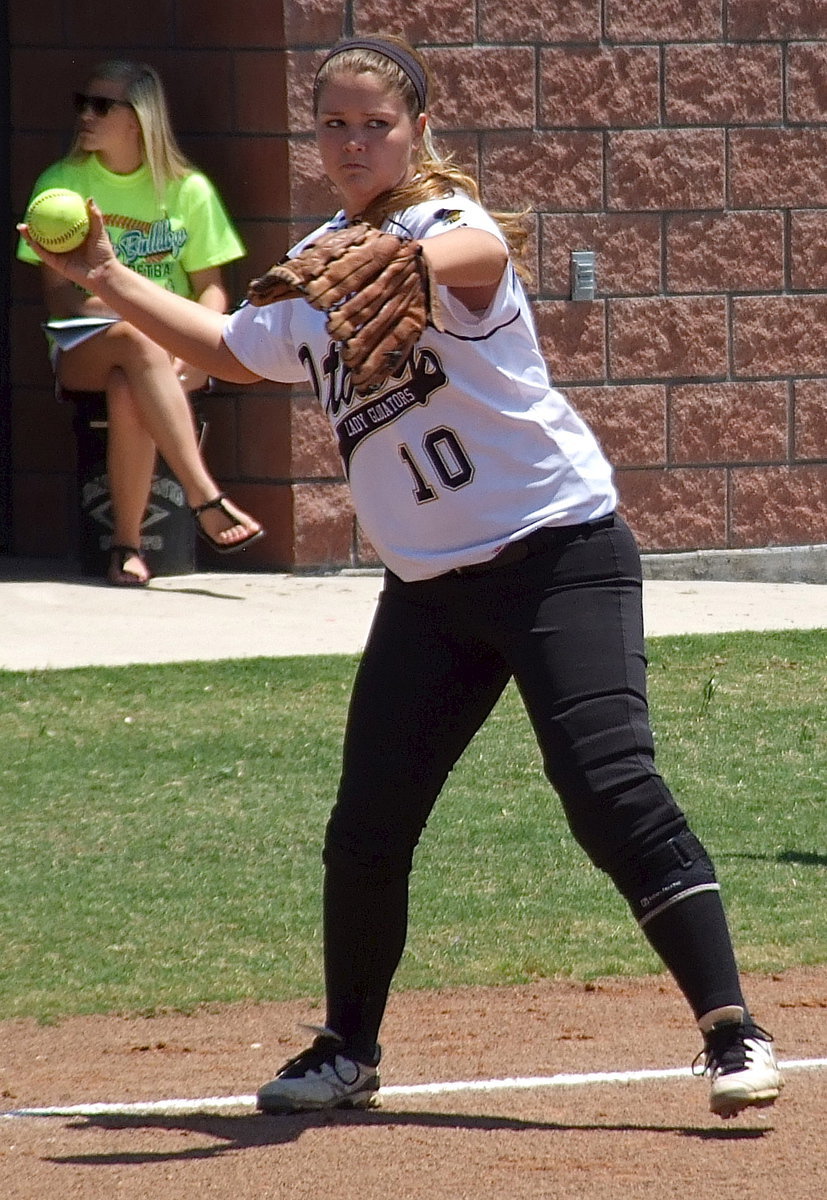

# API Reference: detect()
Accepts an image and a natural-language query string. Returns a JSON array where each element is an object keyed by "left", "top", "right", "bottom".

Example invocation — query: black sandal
[
  {"left": 191, "top": 493, "right": 265, "bottom": 554},
  {"left": 108, "top": 545, "right": 152, "bottom": 587}
]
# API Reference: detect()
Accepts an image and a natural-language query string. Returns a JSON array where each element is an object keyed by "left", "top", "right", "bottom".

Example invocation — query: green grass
[{"left": 1, "top": 630, "right": 824, "bottom": 1022}]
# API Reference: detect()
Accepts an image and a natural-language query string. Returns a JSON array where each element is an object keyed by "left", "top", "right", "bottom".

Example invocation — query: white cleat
[
  {"left": 696, "top": 1007, "right": 782, "bottom": 1119},
  {"left": 256, "top": 1030, "right": 380, "bottom": 1115}
]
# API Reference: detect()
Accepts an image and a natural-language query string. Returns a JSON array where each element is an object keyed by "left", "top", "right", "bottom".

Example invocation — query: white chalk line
[{"left": 2, "top": 1057, "right": 825, "bottom": 1121}]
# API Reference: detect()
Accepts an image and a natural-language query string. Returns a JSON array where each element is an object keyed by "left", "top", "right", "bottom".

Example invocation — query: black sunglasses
[{"left": 73, "top": 92, "right": 132, "bottom": 117}]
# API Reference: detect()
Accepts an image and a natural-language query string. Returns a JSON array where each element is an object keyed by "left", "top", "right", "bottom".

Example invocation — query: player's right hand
[{"left": 18, "top": 199, "right": 116, "bottom": 289}]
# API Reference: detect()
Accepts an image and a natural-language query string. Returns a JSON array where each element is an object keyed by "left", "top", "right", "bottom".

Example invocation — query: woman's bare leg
[
  {"left": 58, "top": 322, "right": 262, "bottom": 548},
  {"left": 106, "top": 368, "right": 155, "bottom": 543}
]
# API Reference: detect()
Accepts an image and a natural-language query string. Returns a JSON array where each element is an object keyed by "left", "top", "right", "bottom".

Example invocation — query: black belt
[{"left": 451, "top": 515, "right": 615, "bottom": 577}]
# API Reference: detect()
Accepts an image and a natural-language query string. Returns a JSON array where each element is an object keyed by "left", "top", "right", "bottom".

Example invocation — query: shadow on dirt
[{"left": 41, "top": 1108, "right": 769, "bottom": 1166}]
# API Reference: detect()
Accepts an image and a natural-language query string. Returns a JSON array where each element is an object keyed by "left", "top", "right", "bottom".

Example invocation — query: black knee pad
[
  {"left": 323, "top": 808, "right": 417, "bottom": 882},
  {"left": 611, "top": 830, "right": 720, "bottom": 925}
]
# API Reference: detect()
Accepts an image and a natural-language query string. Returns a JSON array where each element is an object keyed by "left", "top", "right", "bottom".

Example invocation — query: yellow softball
[{"left": 26, "top": 188, "right": 90, "bottom": 253}]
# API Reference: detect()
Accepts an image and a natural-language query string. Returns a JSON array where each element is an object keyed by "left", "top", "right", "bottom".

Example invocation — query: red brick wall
[{"left": 6, "top": 1, "right": 827, "bottom": 568}]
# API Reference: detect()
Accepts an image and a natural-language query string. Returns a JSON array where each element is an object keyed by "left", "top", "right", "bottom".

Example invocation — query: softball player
[{"left": 20, "top": 35, "right": 782, "bottom": 1121}]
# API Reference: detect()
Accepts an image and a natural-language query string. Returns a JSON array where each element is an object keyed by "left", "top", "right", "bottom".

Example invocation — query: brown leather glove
[{"left": 247, "top": 222, "right": 442, "bottom": 392}]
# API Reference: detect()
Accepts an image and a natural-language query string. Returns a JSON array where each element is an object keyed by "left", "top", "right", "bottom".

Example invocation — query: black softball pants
[{"left": 323, "top": 515, "right": 745, "bottom": 1059}]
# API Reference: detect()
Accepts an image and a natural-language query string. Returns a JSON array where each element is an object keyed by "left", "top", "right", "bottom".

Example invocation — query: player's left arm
[{"left": 417, "top": 227, "right": 508, "bottom": 312}]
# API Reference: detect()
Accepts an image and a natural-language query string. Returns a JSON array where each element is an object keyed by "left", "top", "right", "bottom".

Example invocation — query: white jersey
[{"left": 223, "top": 194, "right": 617, "bottom": 582}]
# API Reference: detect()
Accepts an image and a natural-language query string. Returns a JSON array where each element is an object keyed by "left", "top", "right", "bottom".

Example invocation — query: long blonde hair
[
  {"left": 69, "top": 61, "right": 192, "bottom": 197},
  {"left": 313, "top": 36, "right": 531, "bottom": 276}
]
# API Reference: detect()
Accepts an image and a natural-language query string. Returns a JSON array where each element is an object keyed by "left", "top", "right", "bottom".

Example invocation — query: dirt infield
[{"left": 1, "top": 966, "right": 824, "bottom": 1199}]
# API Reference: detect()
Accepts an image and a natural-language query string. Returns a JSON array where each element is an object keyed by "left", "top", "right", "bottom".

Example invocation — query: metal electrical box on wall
[{"left": 570, "top": 250, "right": 596, "bottom": 301}]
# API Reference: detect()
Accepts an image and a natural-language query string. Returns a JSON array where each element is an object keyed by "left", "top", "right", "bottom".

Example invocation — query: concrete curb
[{"left": 641, "top": 544, "right": 827, "bottom": 585}]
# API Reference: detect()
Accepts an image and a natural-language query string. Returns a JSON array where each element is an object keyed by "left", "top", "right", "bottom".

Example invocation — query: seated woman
[{"left": 17, "top": 59, "right": 264, "bottom": 584}]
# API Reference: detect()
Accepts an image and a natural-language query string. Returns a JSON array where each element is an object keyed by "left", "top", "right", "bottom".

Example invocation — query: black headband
[{"left": 316, "top": 38, "right": 428, "bottom": 111}]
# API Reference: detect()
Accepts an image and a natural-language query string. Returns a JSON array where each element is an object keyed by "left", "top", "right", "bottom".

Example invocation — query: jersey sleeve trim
[{"left": 437, "top": 308, "right": 521, "bottom": 344}]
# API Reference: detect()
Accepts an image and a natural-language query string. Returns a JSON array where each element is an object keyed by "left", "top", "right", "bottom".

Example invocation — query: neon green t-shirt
[{"left": 17, "top": 154, "right": 245, "bottom": 298}]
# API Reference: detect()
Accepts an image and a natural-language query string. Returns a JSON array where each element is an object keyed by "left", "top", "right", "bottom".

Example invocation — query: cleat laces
[
  {"left": 279, "top": 1030, "right": 349, "bottom": 1079},
  {"left": 693, "top": 1021, "right": 774, "bottom": 1077}
]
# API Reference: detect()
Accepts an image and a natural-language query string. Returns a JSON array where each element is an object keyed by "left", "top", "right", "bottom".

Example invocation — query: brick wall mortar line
[
  {"left": 725, "top": 464, "right": 733, "bottom": 543},
  {"left": 602, "top": 280, "right": 610, "bottom": 387},
  {"left": 665, "top": 382, "right": 674, "bottom": 465},
  {"left": 726, "top": 294, "right": 734, "bottom": 382},
  {"left": 724, "top": 125, "right": 731, "bottom": 209},
  {"left": 601, "top": 129, "right": 609, "bottom": 213},
  {"left": 783, "top": 208, "right": 792, "bottom": 292},
  {"left": 533, "top": 43, "right": 541, "bottom": 139},
  {"left": 608, "top": 375, "right": 732, "bottom": 387}
]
